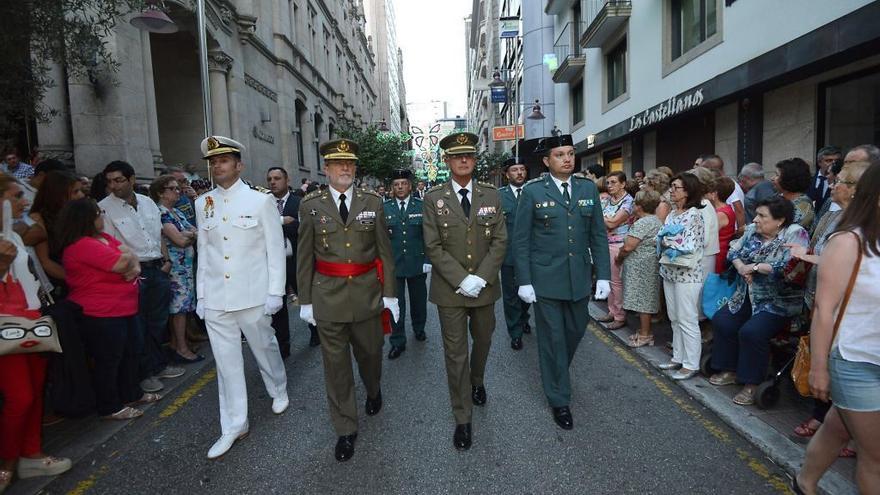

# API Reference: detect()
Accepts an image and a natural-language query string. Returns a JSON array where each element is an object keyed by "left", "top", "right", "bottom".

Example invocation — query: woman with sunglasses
[{"left": 57, "top": 198, "right": 161, "bottom": 421}]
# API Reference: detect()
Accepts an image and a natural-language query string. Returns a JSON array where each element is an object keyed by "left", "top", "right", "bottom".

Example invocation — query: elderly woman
[
  {"left": 795, "top": 161, "right": 880, "bottom": 495},
  {"left": 709, "top": 196, "right": 809, "bottom": 405},
  {"left": 657, "top": 173, "right": 705, "bottom": 380},
  {"left": 616, "top": 190, "right": 663, "bottom": 347},
  {"left": 597, "top": 172, "right": 634, "bottom": 330},
  {"left": 643, "top": 170, "right": 672, "bottom": 222},
  {"left": 149, "top": 176, "right": 201, "bottom": 363},
  {"left": 0, "top": 176, "right": 71, "bottom": 492},
  {"left": 771, "top": 158, "right": 815, "bottom": 229},
  {"left": 787, "top": 161, "right": 870, "bottom": 443}
]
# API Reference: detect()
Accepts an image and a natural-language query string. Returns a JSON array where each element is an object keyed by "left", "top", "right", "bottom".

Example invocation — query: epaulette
[
  {"left": 572, "top": 174, "right": 590, "bottom": 180},
  {"left": 498, "top": 185, "right": 510, "bottom": 192},
  {"left": 359, "top": 188, "right": 381, "bottom": 198},
  {"left": 412, "top": 196, "right": 422, "bottom": 202},
  {"left": 427, "top": 183, "right": 446, "bottom": 193},
  {"left": 302, "top": 190, "right": 323, "bottom": 202},
  {"left": 242, "top": 179, "right": 271, "bottom": 194},
  {"left": 524, "top": 177, "right": 544, "bottom": 185},
  {"left": 477, "top": 181, "right": 496, "bottom": 189}
]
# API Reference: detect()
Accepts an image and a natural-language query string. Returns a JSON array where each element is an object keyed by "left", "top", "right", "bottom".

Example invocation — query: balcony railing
[
  {"left": 553, "top": 21, "right": 586, "bottom": 84},
  {"left": 580, "top": 0, "right": 632, "bottom": 48}
]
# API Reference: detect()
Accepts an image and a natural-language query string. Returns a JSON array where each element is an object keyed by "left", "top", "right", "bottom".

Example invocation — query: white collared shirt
[
  {"left": 451, "top": 180, "right": 473, "bottom": 206},
  {"left": 99, "top": 192, "right": 163, "bottom": 261},
  {"left": 274, "top": 190, "right": 293, "bottom": 256},
  {"left": 395, "top": 195, "right": 411, "bottom": 212},
  {"left": 329, "top": 185, "right": 354, "bottom": 214},
  {"left": 274, "top": 190, "right": 291, "bottom": 211},
  {"left": 549, "top": 174, "right": 572, "bottom": 197}
]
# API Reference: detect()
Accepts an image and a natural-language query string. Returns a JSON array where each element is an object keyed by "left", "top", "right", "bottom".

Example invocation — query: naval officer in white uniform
[{"left": 194, "top": 136, "right": 289, "bottom": 459}]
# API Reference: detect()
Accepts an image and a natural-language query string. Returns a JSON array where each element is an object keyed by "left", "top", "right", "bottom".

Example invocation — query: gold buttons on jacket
[
  {"left": 223, "top": 216, "right": 228, "bottom": 221},
  {"left": 344, "top": 227, "right": 349, "bottom": 232},
  {"left": 223, "top": 236, "right": 228, "bottom": 241},
  {"left": 224, "top": 256, "right": 229, "bottom": 260},
  {"left": 225, "top": 274, "right": 230, "bottom": 279},
  {"left": 466, "top": 254, "right": 472, "bottom": 259},
  {"left": 345, "top": 242, "right": 351, "bottom": 247}
]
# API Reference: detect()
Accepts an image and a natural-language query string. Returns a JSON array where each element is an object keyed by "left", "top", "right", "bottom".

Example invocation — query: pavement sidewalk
[{"left": 588, "top": 300, "right": 857, "bottom": 495}]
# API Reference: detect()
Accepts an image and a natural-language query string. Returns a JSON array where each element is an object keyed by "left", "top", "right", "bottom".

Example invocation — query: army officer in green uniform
[
  {"left": 297, "top": 139, "right": 399, "bottom": 462},
  {"left": 422, "top": 132, "right": 507, "bottom": 451},
  {"left": 513, "top": 135, "right": 611, "bottom": 430},
  {"left": 499, "top": 157, "right": 532, "bottom": 351},
  {"left": 384, "top": 169, "right": 431, "bottom": 359}
]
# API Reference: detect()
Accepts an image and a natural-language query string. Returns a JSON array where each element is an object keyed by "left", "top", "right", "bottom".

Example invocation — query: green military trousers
[
  {"left": 389, "top": 274, "right": 428, "bottom": 348},
  {"left": 533, "top": 296, "right": 590, "bottom": 408},
  {"left": 316, "top": 316, "right": 384, "bottom": 435},
  {"left": 436, "top": 304, "right": 495, "bottom": 424},
  {"left": 500, "top": 264, "right": 530, "bottom": 339}
]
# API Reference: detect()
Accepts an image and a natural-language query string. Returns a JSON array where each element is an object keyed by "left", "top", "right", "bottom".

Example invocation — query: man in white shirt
[
  {"left": 100, "top": 161, "right": 184, "bottom": 394},
  {"left": 194, "top": 136, "right": 289, "bottom": 460}
]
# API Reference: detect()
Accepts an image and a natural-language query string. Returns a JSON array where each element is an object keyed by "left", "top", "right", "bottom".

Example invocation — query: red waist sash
[{"left": 314, "top": 259, "right": 391, "bottom": 334}]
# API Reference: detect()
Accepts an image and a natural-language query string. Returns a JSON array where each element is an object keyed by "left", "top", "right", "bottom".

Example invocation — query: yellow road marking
[
  {"left": 66, "top": 465, "right": 109, "bottom": 495},
  {"left": 157, "top": 368, "right": 217, "bottom": 419},
  {"left": 588, "top": 323, "right": 794, "bottom": 494}
]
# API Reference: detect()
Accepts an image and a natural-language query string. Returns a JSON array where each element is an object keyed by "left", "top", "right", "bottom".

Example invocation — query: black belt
[{"left": 140, "top": 259, "right": 164, "bottom": 268}]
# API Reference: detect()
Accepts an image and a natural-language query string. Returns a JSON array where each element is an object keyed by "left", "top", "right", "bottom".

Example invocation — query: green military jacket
[
  {"left": 513, "top": 174, "right": 611, "bottom": 301},
  {"left": 383, "top": 196, "right": 427, "bottom": 279},
  {"left": 422, "top": 180, "right": 507, "bottom": 307},
  {"left": 498, "top": 184, "right": 524, "bottom": 267},
  {"left": 296, "top": 187, "right": 396, "bottom": 323}
]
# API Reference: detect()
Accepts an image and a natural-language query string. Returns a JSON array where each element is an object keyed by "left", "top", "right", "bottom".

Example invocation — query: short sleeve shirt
[{"left": 62, "top": 233, "right": 139, "bottom": 317}]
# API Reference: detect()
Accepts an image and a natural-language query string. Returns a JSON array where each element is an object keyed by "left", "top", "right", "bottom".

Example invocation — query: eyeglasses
[
  {"left": 671, "top": 185, "right": 686, "bottom": 191},
  {"left": 164, "top": 186, "right": 181, "bottom": 192},
  {"left": 0, "top": 324, "right": 54, "bottom": 340},
  {"left": 108, "top": 177, "right": 130, "bottom": 184}
]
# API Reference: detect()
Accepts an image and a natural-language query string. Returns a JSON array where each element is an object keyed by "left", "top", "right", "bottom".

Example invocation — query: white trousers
[
  {"left": 663, "top": 280, "right": 703, "bottom": 371},
  {"left": 205, "top": 306, "right": 288, "bottom": 435}
]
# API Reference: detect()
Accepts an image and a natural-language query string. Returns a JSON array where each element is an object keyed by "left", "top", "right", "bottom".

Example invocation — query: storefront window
[{"left": 822, "top": 69, "right": 880, "bottom": 151}]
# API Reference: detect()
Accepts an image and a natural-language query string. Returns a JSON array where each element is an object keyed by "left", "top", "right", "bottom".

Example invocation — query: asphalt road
[{"left": 39, "top": 298, "right": 794, "bottom": 495}]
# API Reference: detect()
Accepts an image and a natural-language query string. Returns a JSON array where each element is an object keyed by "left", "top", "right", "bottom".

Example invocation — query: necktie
[
  {"left": 339, "top": 193, "right": 348, "bottom": 223},
  {"left": 818, "top": 175, "right": 828, "bottom": 199},
  {"left": 515, "top": 187, "right": 522, "bottom": 201},
  {"left": 562, "top": 182, "right": 570, "bottom": 204},
  {"left": 399, "top": 201, "right": 406, "bottom": 217},
  {"left": 276, "top": 198, "right": 285, "bottom": 214},
  {"left": 459, "top": 189, "right": 471, "bottom": 218}
]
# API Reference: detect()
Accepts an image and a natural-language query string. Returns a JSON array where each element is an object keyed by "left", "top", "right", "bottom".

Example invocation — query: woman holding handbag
[
  {"left": 794, "top": 161, "right": 880, "bottom": 495},
  {"left": 0, "top": 176, "right": 71, "bottom": 494}
]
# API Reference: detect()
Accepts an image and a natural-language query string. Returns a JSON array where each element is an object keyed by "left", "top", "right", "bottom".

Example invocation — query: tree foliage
[
  {"left": 475, "top": 149, "right": 510, "bottom": 182},
  {"left": 0, "top": 0, "right": 142, "bottom": 139},
  {"left": 336, "top": 123, "right": 413, "bottom": 183}
]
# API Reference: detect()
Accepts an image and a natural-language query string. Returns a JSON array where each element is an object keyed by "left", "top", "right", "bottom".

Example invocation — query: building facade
[
  {"left": 547, "top": 0, "right": 880, "bottom": 176},
  {"left": 35, "top": 0, "right": 382, "bottom": 184},
  {"left": 466, "top": 0, "right": 503, "bottom": 153},
  {"left": 363, "top": 0, "right": 409, "bottom": 133}
]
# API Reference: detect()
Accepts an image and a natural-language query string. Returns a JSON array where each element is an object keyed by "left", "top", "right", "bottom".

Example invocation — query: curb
[{"left": 588, "top": 302, "right": 856, "bottom": 495}]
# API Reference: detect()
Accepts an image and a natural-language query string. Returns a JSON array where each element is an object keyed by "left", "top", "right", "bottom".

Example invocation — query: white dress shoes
[
  {"left": 272, "top": 395, "right": 289, "bottom": 415},
  {"left": 207, "top": 427, "right": 249, "bottom": 460}
]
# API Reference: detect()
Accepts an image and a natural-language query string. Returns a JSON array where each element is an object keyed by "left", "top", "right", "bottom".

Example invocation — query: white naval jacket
[{"left": 195, "top": 179, "right": 286, "bottom": 311}]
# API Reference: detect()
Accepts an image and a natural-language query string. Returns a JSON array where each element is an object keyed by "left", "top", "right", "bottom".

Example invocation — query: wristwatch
[{"left": 752, "top": 264, "right": 760, "bottom": 273}]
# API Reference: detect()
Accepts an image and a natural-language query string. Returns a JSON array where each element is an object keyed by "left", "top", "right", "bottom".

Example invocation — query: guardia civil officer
[
  {"left": 422, "top": 132, "right": 507, "bottom": 450},
  {"left": 513, "top": 135, "right": 611, "bottom": 430},
  {"left": 383, "top": 169, "right": 431, "bottom": 359},
  {"left": 193, "top": 136, "right": 289, "bottom": 459},
  {"left": 296, "top": 139, "right": 399, "bottom": 462},
  {"left": 498, "top": 157, "right": 532, "bottom": 351}
]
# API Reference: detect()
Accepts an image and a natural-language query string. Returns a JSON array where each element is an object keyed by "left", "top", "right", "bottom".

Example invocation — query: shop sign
[
  {"left": 499, "top": 17, "right": 519, "bottom": 38},
  {"left": 492, "top": 125, "right": 524, "bottom": 141},
  {"left": 490, "top": 86, "right": 507, "bottom": 103},
  {"left": 628, "top": 88, "right": 705, "bottom": 132}
]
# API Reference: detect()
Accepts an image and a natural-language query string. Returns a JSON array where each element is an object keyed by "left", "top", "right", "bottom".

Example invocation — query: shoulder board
[
  {"left": 302, "top": 190, "right": 323, "bottom": 202},
  {"left": 524, "top": 177, "right": 544, "bottom": 185},
  {"left": 242, "top": 180, "right": 271, "bottom": 194},
  {"left": 572, "top": 174, "right": 590, "bottom": 181},
  {"left": 427, "top": 183, "right": 446, "bottom": 193},
  {"left": 477, "top": 181, "right": 496, "bottom": 189},
  {"left": 383, "top": 198, "right": 394, "bottom": 205},
  {"left": 359, "top": 188, "right": 381, "bottom": 198},
  {"left": 498, "top": 185, "right": 510, "bottom": 192},
  {"left": 412, "top": 196, "right": 422, "bottom": 202}
]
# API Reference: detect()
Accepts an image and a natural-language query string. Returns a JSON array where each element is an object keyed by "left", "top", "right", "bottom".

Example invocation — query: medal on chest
[{"left": 204, "top": 196, "right": 215, "bottom": 219}]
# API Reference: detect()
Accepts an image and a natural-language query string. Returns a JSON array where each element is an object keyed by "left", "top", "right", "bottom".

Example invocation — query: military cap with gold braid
[
  {"left": 439, "top": 132, "right": 479, "bottom": 156},
  {"left": 320, "top": 139, "right": 359, "bottom": 161},
  {"left": 201, "top": 135, "right": 245, "bottom": 159}
]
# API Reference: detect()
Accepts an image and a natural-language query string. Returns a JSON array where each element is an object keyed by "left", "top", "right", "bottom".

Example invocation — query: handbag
[
  {"left": 701, "top": 270, "right": 737, "bottom": 319},
  {"left": 783, "top": 254, "right": 812, "bottom": 287},
  {"left": 0, "top": 314, "right": 62, "bottom": 356},
  {"left": 791, "top": 232, "right": 862, "bottom": 397}
]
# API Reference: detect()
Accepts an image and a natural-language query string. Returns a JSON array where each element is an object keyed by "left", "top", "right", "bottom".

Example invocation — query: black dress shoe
[
  {"left": 453, "top": 423, "right": 472, "bottom": 450},
  {"left": 309, "top": 325, "right": 320, "bottom": 347},
  {"left": 511, "top": 337, "right": 523, "bottom": 350},
  {"left": 388, "top": 346, "right": 405, "bottom": 360},
  {"left": 523, "top": 323, "right": 532, "bottom": 334},
  {"left": 334, "top": 433, "right": 357, "bottom": 462},
  {"left": 365, "top": 391, "right": 382, "bottom": 416},
  {"left": 415, "top": 332, "right": 427, "bottom": 342},
  {"left": 552, "top": 406, "right": 573, "bottom": 430},
  {"left": 471, "top": 385, "right": 486, "bottom": 406}
]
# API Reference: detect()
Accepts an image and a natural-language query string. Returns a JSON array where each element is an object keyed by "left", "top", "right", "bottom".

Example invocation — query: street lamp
[
  {"left": 526, "top": 100, "right": 546, "bottom": 120},
  {"left": 130, "top": 0, "right": 178, "bottom": 33}
]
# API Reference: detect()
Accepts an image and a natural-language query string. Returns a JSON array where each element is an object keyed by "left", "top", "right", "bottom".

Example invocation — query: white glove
[
  {"left": 383, "top": 297, "right": 400, "bottom": 323},
  {"left": 196, "top": 299, "right": 205, "bottom": 319},
  {"left": 264, "top": 295, "right": 284, "bottom": 315},
  {"left": 517, "top": 285, "right": 537, "bottom": 304},
  {"left": 594, "top": 280, "right": 611, "bottom": 300},
  {"left": 422, "top": 264, "right": 432, "bottom": 274},
  {"left": 458, "top": 274, "right": 486, "bottom": 298},
  {"left": 299, "top": 304, "right": 317, "bottom": 326}
]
